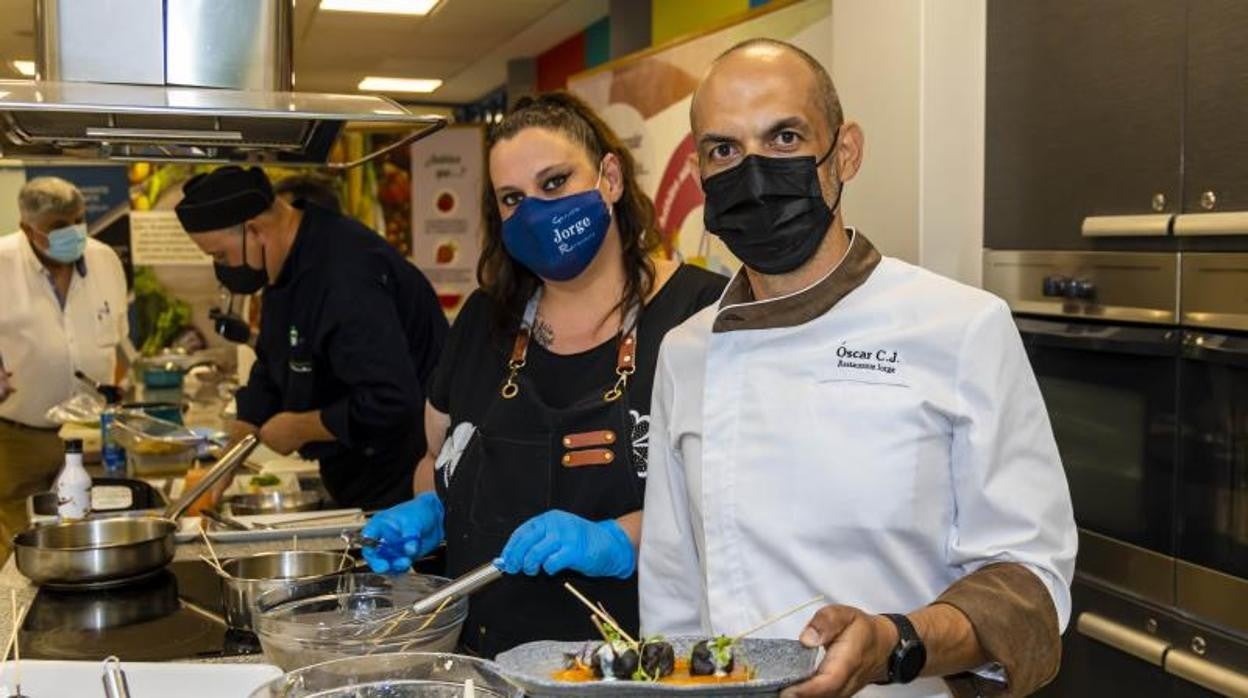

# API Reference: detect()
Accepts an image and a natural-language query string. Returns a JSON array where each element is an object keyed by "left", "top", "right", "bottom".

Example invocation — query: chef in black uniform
[
  {"left": 175, "top": 166, "right": 448, "bottom": 510},
  {"left": 361, "top": 93, "right": 726, "bottom": 657}
]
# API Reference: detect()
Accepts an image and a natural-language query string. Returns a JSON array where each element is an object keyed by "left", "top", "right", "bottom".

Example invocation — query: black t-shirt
[{"left": 430, "top": 264, "right": 726, "bottom": 479}]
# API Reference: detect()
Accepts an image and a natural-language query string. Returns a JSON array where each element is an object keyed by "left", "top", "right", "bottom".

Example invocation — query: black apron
[{"left": 436, "top": 292, "right": 642, "bottom": 658}]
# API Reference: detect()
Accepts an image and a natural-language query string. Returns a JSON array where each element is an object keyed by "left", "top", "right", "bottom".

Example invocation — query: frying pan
[
  {"left": 222, "top": 490, "right": 324, "bottom": 516},
  {"left": 13, "top": 434, "right": 259, "bottom": 589}
]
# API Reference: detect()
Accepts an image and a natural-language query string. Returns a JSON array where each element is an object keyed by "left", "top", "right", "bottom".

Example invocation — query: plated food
[
  {"left": 495, "top": 637, "right": 816, "bottom": 697},
  {"left": 556, "top": 634, "right": 746, "bottom": 685}
]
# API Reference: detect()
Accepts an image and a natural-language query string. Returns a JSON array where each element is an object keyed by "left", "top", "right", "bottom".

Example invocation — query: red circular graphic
[{"left": 435, "top": 191, "right": 456, "bottom": 213}]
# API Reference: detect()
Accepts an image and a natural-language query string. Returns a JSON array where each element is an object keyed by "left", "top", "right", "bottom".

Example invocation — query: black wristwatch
[{"left": 881, "top": 613, "right": 927, "bottom": 684}]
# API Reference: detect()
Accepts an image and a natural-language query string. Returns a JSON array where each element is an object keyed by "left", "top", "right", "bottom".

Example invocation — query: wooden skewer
[
  {"left": 594, "top": 602, "right": 634, "bottom": 645},
  {"left": 413, "top": 596, "right": 452, "bottom": 632},
  {"left": 733, "top": 594, "right": 826, "bottom": 642},
  {"left": 337, "top": 533, "right": 354, "bottom": 571},
  {"left": 0, "top": 593, "right": 27, "bottom": 698},
  {"left": 563, "top": 582, "right": 636, "bottom": 646},
  {"left": 589, "top": 615, "right": 611, "bottom": 644},
  {"left": 198, "top": 522, "right": 224, "bottom": 571},
  {"left": 0, "top": 592, "right": 20, "bottom": 691},
  {"left": 199, "top": 554, "right": 231, "bottom": 578},
  {"left": 11, "top": 602, "right": 21, "bottom": 698}
]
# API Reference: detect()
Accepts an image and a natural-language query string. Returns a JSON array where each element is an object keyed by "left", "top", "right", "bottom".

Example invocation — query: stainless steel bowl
[
  {"left": 13, "top": 518, "right": 176, "bottom": 588},
  {"left": 223, "top": 491, "right": 324, "bottom": 515},
  {"left": 221, "top": 551, "right": 352, "bottom": 631}
]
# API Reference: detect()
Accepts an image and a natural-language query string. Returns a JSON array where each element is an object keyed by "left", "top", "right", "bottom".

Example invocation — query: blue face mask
[
  {"left": 501, "top": 165, "right": 612, "bottom": 282},
  {"left": 43, "top": 222, "right": 88, "bottom": 264}
]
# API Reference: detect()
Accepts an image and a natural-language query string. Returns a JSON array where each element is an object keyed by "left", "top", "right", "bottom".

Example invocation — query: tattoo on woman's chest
[{"left": 532, "top": 318, "right": 555, "bottom": 348}]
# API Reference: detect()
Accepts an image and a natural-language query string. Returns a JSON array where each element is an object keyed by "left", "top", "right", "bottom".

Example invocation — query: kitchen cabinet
[
  {"left": 1180, "top": 1, "right": 1248, "bottom": 229},
  {"left": 985, "top": 0, "right": 1185, "bottom": 251}
]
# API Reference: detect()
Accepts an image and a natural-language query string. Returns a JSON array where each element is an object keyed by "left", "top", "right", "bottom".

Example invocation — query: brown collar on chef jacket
[{"left": 711, "top": 228, "right": 882, "bottom": 333}]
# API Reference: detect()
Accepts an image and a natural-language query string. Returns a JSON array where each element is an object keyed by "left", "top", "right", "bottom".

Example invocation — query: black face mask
[
  {"left": 702, "top": 138, "right": 841, "bottom": 275},
  {"left": 213, "top": 226, "right": 268, "bottom": 295}
]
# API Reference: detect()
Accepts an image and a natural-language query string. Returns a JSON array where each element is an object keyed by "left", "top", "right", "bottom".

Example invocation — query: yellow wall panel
[{"left": 651, "top": 0, "right": 752, "bottom": 45}]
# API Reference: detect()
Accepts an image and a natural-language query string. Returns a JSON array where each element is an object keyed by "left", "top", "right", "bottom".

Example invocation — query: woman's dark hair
[{"left": 478, "top": 91, "right": 660, "bottom": 336}]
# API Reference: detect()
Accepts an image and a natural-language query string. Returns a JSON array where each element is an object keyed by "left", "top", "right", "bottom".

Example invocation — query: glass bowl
[
  {"left": 248, "top": 652, "right": 522, "bottom": 697},
  {"left": 254, "top": 573, "right": 468, "bottom": 671}
]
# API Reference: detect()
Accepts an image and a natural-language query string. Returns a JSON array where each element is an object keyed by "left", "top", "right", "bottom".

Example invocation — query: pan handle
[
  {"left": 163, "top": 434, "right": 260, "bottom": 520},
  {"left": 101, "top": 656, "right": 131, "bottom": 698}
]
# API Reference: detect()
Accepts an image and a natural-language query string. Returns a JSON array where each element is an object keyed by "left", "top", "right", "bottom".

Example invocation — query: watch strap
[{"left": 883, "top": 613, "right": 925, "bottom": 684}]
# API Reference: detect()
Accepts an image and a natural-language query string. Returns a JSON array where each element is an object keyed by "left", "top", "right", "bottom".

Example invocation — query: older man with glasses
[{"left": 0, "top": 176, "right": 128, "bottom": 560}]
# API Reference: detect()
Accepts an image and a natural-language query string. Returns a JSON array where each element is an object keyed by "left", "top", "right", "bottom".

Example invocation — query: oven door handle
[
  {"left": 1076, "top": 612, "right": 1170, "bottom": 666},
  {"left": 1182, "top": 332, "right": 1248, "bottom": 367},
  {"left": 1166, "top": 649, "right": 1248, "bottom": 697},
  {"left": 1016, "top": 319, "right": 1181, "bottom": 357}
]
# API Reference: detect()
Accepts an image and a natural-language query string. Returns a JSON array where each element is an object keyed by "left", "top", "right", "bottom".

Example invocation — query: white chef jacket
[
  {"left": 0, "top": 233, "right": 128, "bottom": 428},
  {"left": 639, "top": 231, "right": 1077, "bottom": 698}
]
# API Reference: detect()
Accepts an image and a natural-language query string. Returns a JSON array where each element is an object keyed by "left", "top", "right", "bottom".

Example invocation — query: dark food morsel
[
  {"left": 639, "top": 638, "right": 676, "bottom": 679},
  {"left": 690, "top": 636, "right": 736, "bottom": 677},
  {"left": 591, "top": 641, "right": 640, "bottom": 680}
]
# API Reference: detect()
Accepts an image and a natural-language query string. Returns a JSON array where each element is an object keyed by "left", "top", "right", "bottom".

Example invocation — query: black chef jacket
[{"left": 235, "top": 202, "right": 448, "bottom": 509}]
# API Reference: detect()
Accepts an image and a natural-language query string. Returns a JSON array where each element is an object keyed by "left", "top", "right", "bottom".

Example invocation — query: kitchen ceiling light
[
  {"left": 358, "top": 76, "right": 443, "bottom": 93},
  {"left": 320, "top": 0, "right": 440, "bottom": 15},
  {"left": 11, "top": 60, "right": 35, "bottom": 77}
]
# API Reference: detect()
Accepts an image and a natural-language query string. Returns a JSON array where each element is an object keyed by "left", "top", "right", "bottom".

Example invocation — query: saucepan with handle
[{"left": 13, "top": 434, "right": 260, "bottom": 589}]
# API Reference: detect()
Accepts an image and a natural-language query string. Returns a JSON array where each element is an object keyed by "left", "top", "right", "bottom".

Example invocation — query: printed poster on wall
[
  {"left": 567, "top": 0, "right": 832, "bottom": 276},
  {"left": 410, "top": 125, "right": 485, "bottom": 315}
]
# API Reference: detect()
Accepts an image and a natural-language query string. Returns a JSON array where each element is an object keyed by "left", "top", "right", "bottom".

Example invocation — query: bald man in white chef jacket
[{"left": 639, "top": 39, "right": 1077, "bottom": 698}]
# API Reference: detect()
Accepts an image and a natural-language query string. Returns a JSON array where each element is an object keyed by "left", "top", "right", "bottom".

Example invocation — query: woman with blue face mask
[{"left": 362, "top": 92, "right": 727, "bottom": 656}]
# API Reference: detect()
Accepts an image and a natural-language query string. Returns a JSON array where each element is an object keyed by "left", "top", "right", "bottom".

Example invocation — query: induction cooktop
[{"left": 20, "top": 559, "right": 261, "bottom": 662}]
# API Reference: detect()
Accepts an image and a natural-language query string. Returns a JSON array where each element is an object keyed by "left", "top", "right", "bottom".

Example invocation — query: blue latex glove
[
  {"left": 497, "top": 510, "right": 636, "bottom": 579},
  {"left": 361, "top": 492, "right": 445, "bottom": 574}
]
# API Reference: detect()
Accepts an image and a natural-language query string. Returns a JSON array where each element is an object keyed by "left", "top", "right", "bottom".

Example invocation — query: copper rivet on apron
[
  {"left": 605, "top": 432, "right": 615, "bottom": 443},
  {"left": 562, "top": 454, "right": 572, "bottom": 465},
  {"left": 563, "top": 437, "right": 572, "bottom": 447},
  {"left": 604, "top": 452, "right": 613, "bottom": 462}
]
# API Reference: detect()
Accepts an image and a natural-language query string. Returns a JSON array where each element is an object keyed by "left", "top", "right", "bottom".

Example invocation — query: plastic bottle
[
  {"left": 100, "top": 402, "right": 127, "bottom": 476},
  {"left": 55, "top": 438, "right": 92, "bottom": 520}
]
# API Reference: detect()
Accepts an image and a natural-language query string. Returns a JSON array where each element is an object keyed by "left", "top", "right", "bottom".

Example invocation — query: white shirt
[
  {"left": 0, "top": 233, "right": 128, "bottom": 428},
  {"left": 639, "top": 238, "right": 1077, "bottom": 698}
]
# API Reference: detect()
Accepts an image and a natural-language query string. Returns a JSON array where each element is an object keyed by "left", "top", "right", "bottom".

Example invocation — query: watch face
[{"left": 896, "top": 641, "right": 928, "bottom": 683}]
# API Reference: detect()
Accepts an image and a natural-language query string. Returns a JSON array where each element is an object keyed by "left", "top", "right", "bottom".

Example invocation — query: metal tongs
[
  {"left": 409, "top": 561, "right": 503, "bottom": 617},
  {"left": 349, "top": 561, "right": 503, "bottom": 639}
]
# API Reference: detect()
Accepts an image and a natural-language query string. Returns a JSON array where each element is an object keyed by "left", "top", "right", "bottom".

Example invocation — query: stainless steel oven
[
  {"left": 985, "top": 250, "right": 1182, "bottom": 605},
  {"left": 986, "top": 250, "right": 1248, "bottom": 697},
  {"left": 1176, "top": 254, "right": 1248, "bottom": 643}
]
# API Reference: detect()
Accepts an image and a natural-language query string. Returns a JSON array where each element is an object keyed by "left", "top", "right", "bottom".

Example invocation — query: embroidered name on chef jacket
[{"left": 831, "top": 343, "right": 905, "bottom": 381}]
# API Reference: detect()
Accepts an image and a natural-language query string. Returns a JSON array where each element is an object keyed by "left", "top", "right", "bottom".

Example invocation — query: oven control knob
[
  {"left": 1068, "top": 278, "right": 1096, "bottom": 300},
  {"left": 1042, "top": 275, "right": 1070, "bottom": 297}
]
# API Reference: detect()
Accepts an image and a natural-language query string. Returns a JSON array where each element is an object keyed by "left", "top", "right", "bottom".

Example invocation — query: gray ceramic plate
[{"left": 494, "top": 636, "right": 818, "bottom": 697}]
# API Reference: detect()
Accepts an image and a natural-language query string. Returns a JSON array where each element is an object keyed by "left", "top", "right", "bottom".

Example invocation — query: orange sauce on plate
[{"left": 552, "top": 658, "right": 754, "bottom": 685}]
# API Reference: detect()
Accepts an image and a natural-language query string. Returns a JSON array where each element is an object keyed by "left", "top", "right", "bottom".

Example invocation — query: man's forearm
[
  {"left": 299, "top": 411, "right": 334, "bottom": 443},
  {"left": 910, "top": 602, "right": 988, "bottom": 678}
]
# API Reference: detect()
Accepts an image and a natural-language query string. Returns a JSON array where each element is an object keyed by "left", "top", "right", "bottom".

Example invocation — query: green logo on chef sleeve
[{"left": 289, "top": 326, "right": 299, "bottom": 347}]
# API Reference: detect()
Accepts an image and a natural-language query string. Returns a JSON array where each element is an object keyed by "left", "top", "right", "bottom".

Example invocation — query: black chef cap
[{"left": 175, "top": 166, "right": 275, "bottom": 233}]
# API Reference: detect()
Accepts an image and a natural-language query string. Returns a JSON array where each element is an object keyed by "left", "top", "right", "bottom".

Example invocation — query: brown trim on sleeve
[
  {"left": 711, "top": 228, "right": 882, "bottom": 333},
  {"left": 937, "top": 562, "right": 1062, "bottom": 697}
]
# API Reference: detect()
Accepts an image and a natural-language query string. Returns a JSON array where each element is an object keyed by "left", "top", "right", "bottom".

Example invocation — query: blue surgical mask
[
  {"left": 44, "top": 222, "right": 88, "bottom": 263},
  {"left": 501, "top": 164, "right": 612, "bottom": 282}
]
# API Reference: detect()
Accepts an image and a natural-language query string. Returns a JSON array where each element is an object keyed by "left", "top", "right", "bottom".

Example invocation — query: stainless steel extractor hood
[{"left": 0, "top": 0, "right": 445, "bottom": 167}]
